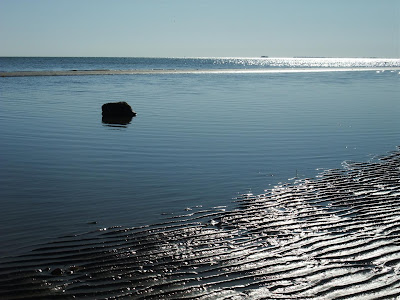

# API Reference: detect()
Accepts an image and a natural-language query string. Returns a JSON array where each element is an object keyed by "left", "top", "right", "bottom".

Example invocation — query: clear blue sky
[{"left": 1, "top": 0, "right": 399, "bottom": 58}]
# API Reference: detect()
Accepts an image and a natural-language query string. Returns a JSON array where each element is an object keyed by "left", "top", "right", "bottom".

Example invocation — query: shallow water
[
  {"left": 1, "top": 145, "right": 400, "bottom": 299},
  {"left": 1, "top": 66, "right": 399, "bottom": 260}
]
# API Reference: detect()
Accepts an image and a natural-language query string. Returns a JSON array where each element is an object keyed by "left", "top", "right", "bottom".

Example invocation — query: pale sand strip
[{"left": 1, "top": 67, "right": 400, "bottom": 77}]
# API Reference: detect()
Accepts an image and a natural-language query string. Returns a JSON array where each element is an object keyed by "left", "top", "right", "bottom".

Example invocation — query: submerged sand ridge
[
  {"left": 1, "top": 67, "right": 400, "bottom": 77},
  {"left": 1, "top": 148, "right": 400, "bottom": 299}
]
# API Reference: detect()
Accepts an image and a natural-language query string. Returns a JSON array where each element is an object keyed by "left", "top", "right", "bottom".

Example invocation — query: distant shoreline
[{"left": 1, "top": 67, "right": 400, "bottom": 77}]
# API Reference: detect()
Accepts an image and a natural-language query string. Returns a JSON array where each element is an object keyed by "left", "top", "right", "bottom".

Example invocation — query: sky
[{"left": 0, "top": 0, "right": 399, "bottom": 58}]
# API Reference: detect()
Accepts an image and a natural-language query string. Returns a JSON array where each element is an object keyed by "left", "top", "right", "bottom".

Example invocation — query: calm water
[
  {"left": 0, "top": 57, "right": 399, "bottom": 258},
  {"left": 1, "top": 56, "right": 400, "bottom": 72}
]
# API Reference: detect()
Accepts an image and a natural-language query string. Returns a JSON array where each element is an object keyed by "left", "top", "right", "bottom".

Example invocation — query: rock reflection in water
[{"left": 102, "top": 115, "right": 133, "bottom": 127}]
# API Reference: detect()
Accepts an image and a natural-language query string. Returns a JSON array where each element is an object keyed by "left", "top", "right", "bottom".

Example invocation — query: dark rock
[
  {"left": 102, "top": 102, "right": 136, "bottom": 126},
  {"left": 102, "top": 102, "right": 136, "bottom": 118}
]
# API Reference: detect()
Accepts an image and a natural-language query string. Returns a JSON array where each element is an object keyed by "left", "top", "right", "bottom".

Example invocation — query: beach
[
  {"left": 1, "top": 148, "right": 400, "bottom": 298},
  {"left": 0, "top": 57, "right": 400, "bottom": 298}
]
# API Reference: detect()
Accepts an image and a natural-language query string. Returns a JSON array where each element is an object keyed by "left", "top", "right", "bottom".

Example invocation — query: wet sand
[{"left": 1, "top": 148, "right": 400, "bottom": 299}]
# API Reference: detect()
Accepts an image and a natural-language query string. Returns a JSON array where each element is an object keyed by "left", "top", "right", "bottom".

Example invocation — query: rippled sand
[{"left": 1, "top": 148, "right": 400, "bottom": 299}]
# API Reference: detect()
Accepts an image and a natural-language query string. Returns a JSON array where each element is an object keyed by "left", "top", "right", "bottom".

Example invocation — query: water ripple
[{"left": 1, "top": 148, "right": 400, "bottom": 299}]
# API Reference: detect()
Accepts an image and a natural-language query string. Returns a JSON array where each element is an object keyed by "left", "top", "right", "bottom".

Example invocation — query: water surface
[{"left": 0, "top": 58, "right": 399, "bottom": 259}]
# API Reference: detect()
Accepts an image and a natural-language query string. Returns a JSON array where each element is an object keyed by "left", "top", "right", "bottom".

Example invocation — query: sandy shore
[
  {"left": 1, "top": 67, "right": 400, "bottom": 77},
  {"left": 1, "top": 149, "right": 400, "bottom": 299}
]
